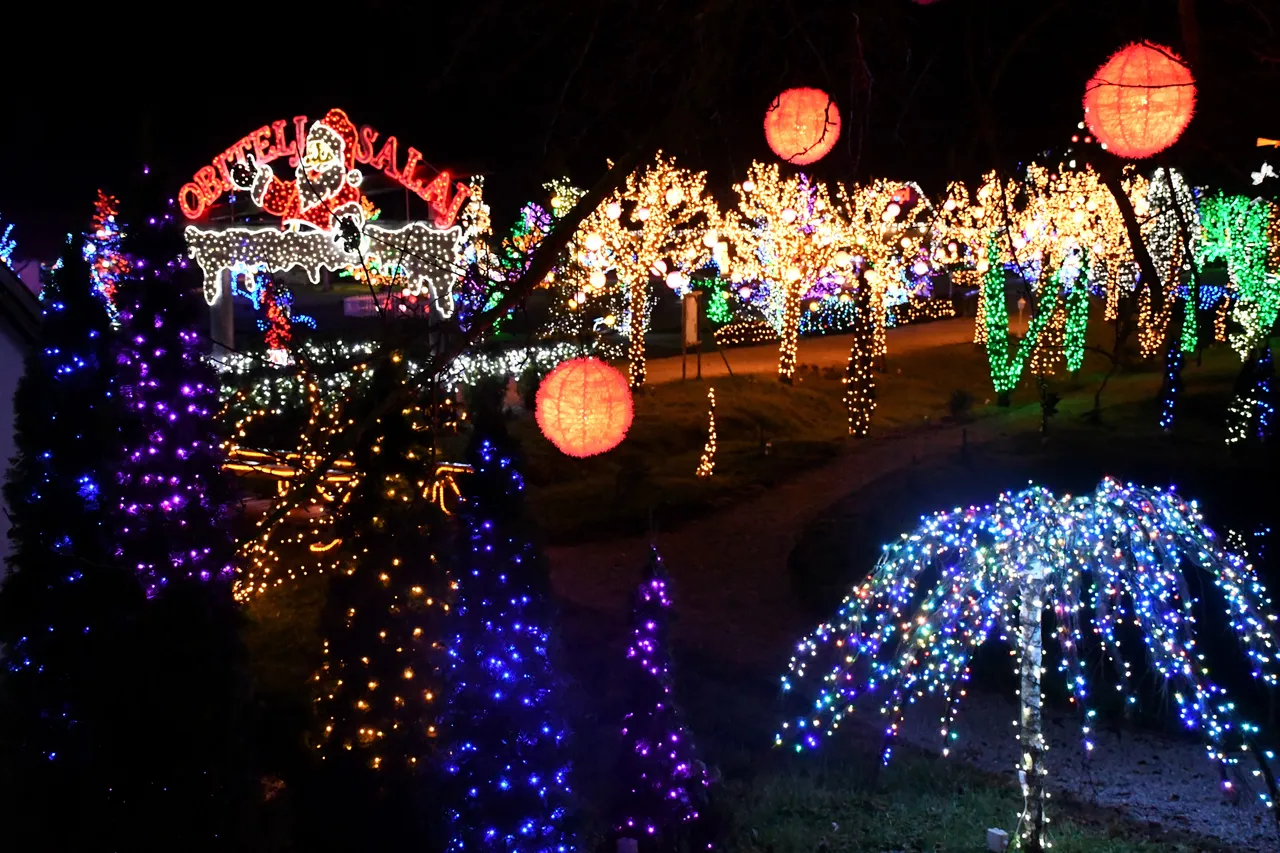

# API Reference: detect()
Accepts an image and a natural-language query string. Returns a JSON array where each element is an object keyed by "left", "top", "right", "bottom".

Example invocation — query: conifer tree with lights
[
  {"left": 106, "top": 271, "right": 258, "bottom": 847},
  {"left": 0, "top": 238, "right": 143, "bottom": 848},
  {"left": 614, "top": 547, "right": 715, "bottom": 852},
  {"left": 442, "top": 387, "right": 575, "bottom": 852},
  {"left": 310, "top": 358, "right": 454, "bottom": 847}
]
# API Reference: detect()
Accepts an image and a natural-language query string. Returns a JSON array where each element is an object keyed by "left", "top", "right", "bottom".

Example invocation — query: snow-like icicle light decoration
[
  {"left": 777, "top": 477, "right": 1280, "bottom": 853},
  {"left": 184, "top": 220, "right": 464, "bottom": 316},
  {"left": 211, "top": 340, "right": 583, "bottom": 416}
]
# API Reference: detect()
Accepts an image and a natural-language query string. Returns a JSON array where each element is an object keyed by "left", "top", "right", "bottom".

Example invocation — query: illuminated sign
[
  {"left": 182, "top": 109, "right": 479, "bottom": 317},
  {"left": 178, "top": 109, "right": 471, "bottom": 228},
  {"left": 184, "top": 219, "right": 464, "bottom": 314}
]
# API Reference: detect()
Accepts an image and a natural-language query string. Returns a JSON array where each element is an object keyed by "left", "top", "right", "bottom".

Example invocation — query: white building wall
[{"left": 0, "top": 328, "right": 23, "bottom": 575}]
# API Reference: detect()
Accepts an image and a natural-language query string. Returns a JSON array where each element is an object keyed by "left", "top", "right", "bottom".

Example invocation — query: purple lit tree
[
  {"left": 442, "top": 397, "right": 575, "bottom": 853},
  {"left": 614, "top": 547, "right": 715, "bottom": 852},
  {"left": 101, "top": 249, "right": 257, "bottom": 847},
  {"left": 113, "top": 279, "right": 238, "bottom": 596}
]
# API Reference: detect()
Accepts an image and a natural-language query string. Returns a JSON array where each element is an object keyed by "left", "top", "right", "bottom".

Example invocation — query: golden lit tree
[
  {"left": 726, "top": 162, "right": 845, "bottom": 382},
  {"left": 930, "top": 181, "right": 991, "bottom": 344},
  {"left": 834, "top": 178, "right": 935, "bottom": 359},
  {"left": 571, "top": 154, "right": 719, "bottom": 388},
  {"left": 970, "top": 164, "right": 1140, "bottom": 378}
]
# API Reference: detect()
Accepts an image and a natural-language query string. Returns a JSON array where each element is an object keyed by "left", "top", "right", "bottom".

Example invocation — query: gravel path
[{"left": 547, "top": 378, "right": 1280, "bottom": 851}]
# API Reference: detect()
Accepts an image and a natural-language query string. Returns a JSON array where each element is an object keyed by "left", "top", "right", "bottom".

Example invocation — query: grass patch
[
  {"left": 515, "top": 339, "right": 1000, "bottom": 544},
  {"left": 722, "top": 750, "right": 1220, "bottom": 853}
]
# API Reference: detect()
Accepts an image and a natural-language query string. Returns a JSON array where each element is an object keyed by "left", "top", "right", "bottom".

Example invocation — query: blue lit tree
[
  {"left": 778, "top": 478, "right": 1280, "bottom": 853},
  {"left": 0, "top": 236, "right": 141, "bottom": 848},
  {"left": 443, "top": 397, "right": 575, "bottom": 852},
  {"left": 614, "top": 547, "right": 715, "bottom": 851}
]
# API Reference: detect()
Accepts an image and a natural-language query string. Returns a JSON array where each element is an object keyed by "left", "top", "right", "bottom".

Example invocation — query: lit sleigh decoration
[
  {"left": 183, "top": 108, "right": 472, "bottom": 318},
  {"left": 777, "top": 478, "right": 1280, "bottom": 853}
]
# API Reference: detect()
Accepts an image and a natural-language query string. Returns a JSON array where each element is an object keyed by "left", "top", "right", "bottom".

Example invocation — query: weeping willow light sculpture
[{"left": 778, "top": 477, "right": 1280, "bottom": 853}]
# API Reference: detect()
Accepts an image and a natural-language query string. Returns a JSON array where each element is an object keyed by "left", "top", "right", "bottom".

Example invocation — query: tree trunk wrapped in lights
[
  {"left": 1016, "top": 567, "right": 1050, "bottom": 851},
  {"left": 1159, "top": 347, "right": 1185, "bottom": 432},
  {"left": 443, "top": 399, "right": 575, "bottom": 852},
  {"left": 778, "top": 478, "right": 1280, "bottom": 853},
  {"left": 1225, "top": 346, "right": 1276, "bottom": 446},
  {"left": 695, "top": 387, "right": 716, "bottom": 477},
  {"left": 844, "top": 277, "right": 876, "bottom": 436}
]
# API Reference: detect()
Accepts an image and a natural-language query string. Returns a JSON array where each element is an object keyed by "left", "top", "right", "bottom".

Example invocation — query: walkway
[{"left": 643, "top": 316, "right": 975, "bottom": 384}]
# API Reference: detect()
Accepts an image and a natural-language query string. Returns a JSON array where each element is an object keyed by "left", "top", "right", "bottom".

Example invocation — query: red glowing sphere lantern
[
  {"left": 1083, "top": 42, "right": 1196, "bottom": 159},
  {"left": 535, "top": 357, "right": 634, "bottom": 458},
  {"left": 764, "top": 88, "right": 841, "bottom": 166}
]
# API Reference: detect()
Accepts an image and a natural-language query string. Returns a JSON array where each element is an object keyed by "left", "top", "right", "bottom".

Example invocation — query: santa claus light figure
[{"left": 230, "top": 108, "right": 368, "bottom": 233}]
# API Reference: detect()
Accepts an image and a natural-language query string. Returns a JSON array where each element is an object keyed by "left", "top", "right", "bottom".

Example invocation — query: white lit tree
[{"left": 779, "top": 477, "right": 1280, "bottom": 853}]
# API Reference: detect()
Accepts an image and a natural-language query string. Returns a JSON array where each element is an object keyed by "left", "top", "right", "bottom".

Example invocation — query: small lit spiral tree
[
  {"left": 777, "top": 478, "right": 1280, "bottom": 853},
  {"left": 614, "top": 547, "right": 715, "bottom": 851}
]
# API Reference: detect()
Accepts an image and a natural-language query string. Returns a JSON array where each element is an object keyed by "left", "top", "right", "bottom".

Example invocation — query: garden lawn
[{"left": 516, "top": 338, "right": 997, "bottom": 544}]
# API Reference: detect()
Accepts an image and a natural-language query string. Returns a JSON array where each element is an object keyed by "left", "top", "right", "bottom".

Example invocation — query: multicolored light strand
[
  {"left": 778, "top": 478, "right": 1280, "bottom": 853},
  {"left": 84, "top": 190, "right": 130, "bottom": 321}
]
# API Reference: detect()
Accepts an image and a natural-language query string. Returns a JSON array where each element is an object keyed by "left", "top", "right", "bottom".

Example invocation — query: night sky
[{"left": 5, "top": 1, "right": 1276, "bottom": 260}]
